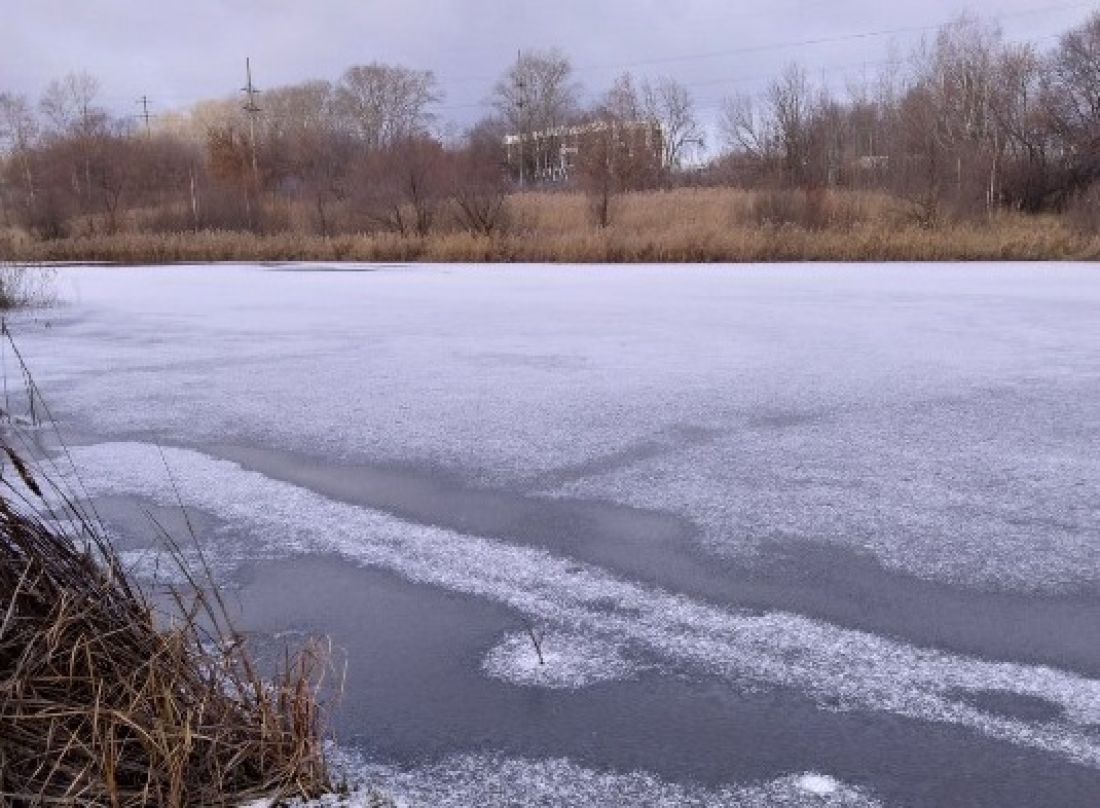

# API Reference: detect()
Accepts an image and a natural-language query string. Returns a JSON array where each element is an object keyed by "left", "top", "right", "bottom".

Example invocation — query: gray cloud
[{"left": 3, "top": 0, "right": 1094, "bottom": 130}]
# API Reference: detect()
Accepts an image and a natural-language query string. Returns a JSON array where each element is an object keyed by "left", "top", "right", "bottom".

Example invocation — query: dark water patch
[
  {"left": 736, "top": 541, "right": 1100, "bottom": 677},
  {"left": 945, "top": 688, "right": 1066, "bottom": 723},
  {"left": 526, "top": 424, "right": 723, "bottom": 489},
  {"left": 89, "top": 494, "right": 221, "bottom": 551},
  {"left": 262, "top": 264, "right": 402, "bottom": 273},
  {"left": 747, "top": 409, "right": 829, "bottom": 430},
  {"left": 213, "top": 443, "right": 696, "bottom": 568},
  {"left": 210, "top": 443, "right": 1100, "bottom": 677},
  {"left": 234, "top": 555, "right": 1100, "bottom": 808}
]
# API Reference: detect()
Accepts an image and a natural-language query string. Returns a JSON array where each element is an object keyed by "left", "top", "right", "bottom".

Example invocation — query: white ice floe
[
  {"left": 65, "top": 441, "right": 1100, "bottom": 769},
  {"left": 17, "top": 264, "right": 1100, "bottom": 594},
  {"left": 288, "top": 752, "right": 883, "bottom": 807},
  {"left": 482, "top": 629, "right": 638, "bottom": 689},
  {"left": 796, "top": 774, "right": 841, "bottom": 796}
]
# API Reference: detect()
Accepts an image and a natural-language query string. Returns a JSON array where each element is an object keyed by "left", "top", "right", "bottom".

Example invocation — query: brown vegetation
[
  {"left": 0, "top": 434, "right": 334, "bottom": 806},
  {"left": 4, "top": 188, "right": 1098, "bottom": 264},
  {"left": 0, "top": 260, "right": 54, "bottom": 309},
  {"left": 1, "top": 12, "right": 1098, "bottom": 263}
]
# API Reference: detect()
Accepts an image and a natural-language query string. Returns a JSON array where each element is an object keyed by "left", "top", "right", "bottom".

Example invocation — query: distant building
[
  {"left": 503, "top": 120, "right": 664, "bottom": 184},
  {"left": 855, "top": 155, "right": 890, "bottom": 172}
]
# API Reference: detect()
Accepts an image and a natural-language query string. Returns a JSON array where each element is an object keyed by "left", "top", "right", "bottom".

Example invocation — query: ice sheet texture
[
  {"left": 66, "top": 441, "right": 1100, "bottom": 769},
  {"left": 19, "top": 264, "right": 1100, "bottom": 593},
  {"left": 310, "top": 753, "right": 884, "bottom": 808}
]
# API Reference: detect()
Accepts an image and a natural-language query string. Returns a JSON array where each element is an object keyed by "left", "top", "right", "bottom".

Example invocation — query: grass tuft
[{"left": 0, "top": 428, "right": 334, "bottom": 805}]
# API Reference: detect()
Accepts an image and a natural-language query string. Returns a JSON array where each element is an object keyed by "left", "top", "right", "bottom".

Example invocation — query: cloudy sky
[{"left": 4, "top": 0, "right": 1096, "bottom": 131}]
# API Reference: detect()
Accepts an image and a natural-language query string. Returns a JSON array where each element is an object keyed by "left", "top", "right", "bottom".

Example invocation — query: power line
[
  {"left": 572, "top": 0, "right": 1095, "bottom": 74},
  {"left": 136, "top": 95, "right": 152, "bottom": 135},
  {"left": 241, "top": 57, "right": 262, "bottom": 184},
  {"left": 515, "top": 49, "right": 528, "bottom": 189},
  {"left": 21, "top": 0, "right": 1095, "bottom": 124},
  {"left": 429, "top": 26, "right": 1071, "bottom": 116},
  {"left": 436, "top": 0, "right": 1094, "bottom": 86}
]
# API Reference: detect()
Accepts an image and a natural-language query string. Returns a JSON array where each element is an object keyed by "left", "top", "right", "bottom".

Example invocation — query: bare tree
[
  {"left": 290, "top": 130, "right": 355, "bottom": 237},
  {"left": 452, "top": 122, "right": 510, "bottom": 237},
  {"left": 910, "top": 15, "right": 1003, "bottom": 209},
  {"left": 576, "top": 114, "right": 662, "bottom": 228},
  {"left": 989, "top": 44, "right": 1050, "bottom": 210},
  {"left": 356, "top": 136, "right": 447, "bottom": 237},
  {"left": 642, "top": 76, "right": 702, "bottom": 171},
  {"left": 720, "top": 65, "right": 813, "bottom": 186},
  {"left": 0, "top": 94, "right": 40, "bottom": 208},
  {"left": 894, "top": 85, "right": 946, "bottom": 226},
  {"left": 1042, "top": 12, "right": 1100, "bottom": 199},
  {"left": 38, "top": 72, "right": 108, "bottom": 214},
  {"left": 768, "top": 64, "right": 814, "bottom": 185},
  {"left": 335, "top": 64, "right": 440, "bottom": 150},
  {"left": 494, "top": 49, "right": 579, "bottom": 133},
  {"left": 602, "top": 73, "right": 644, "bottom": 121},
  {"left": 262, "top": 80, "right": 335, "bottom": 141},
  {"left": 39, "top": 72, "right": 103, "bottom": 139},
  {"left": 493, "top": 49, "right": 579, "bottom": 183},
  {"left": 86, "top": 124, "right": 138, "bottom": 234},
  {"left": 720, "top": 93, "right": 773, "bottom": 160},
  {"left": 205, "top": 125, "right": 264, "bottom": 230}
]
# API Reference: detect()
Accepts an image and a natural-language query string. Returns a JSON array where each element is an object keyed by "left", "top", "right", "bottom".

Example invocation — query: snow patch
[
  {"left": 292, "top": 752, "right": 883, "bottom": 807},
  {"left": 482, "top": 630, "right": 637, "bottom": 689},
  {"left": 796, "top": 773, "right": 841, "bottom": 796}
]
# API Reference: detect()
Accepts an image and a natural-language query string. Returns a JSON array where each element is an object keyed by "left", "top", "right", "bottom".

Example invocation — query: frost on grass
[
  {"left": 482, "top": 630, "right": 638, "bottom": 689},
  {"left": 285, "top": 753, "right": 883, "bottom": 808},
  {"left": 65, "top": 442, "right": 1100, "bottom": 770}
]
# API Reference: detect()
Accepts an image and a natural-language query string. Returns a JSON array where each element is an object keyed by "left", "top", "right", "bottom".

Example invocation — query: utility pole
[
  {"left": 515, "top": 50, "right": 527, "bottom": 190},
  {"left": 137, "top": 95, "right": 152, "bottom": 136},
  {"left": 241, "top": 57, "right": 262, "bottom": 187}
]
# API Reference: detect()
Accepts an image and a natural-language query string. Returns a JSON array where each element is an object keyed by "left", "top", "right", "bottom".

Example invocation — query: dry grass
[
  {"left": 0, "top": 342, "right": 335, "bottom": 808},
  {"left": 0, "top": 233, "right": 56, "bottom": 309},
  {"left": 0, "top": 460, "right": 335, "bottom": 807},
  {"left": 0, "top": 262, "right": 56, "bottom": 310},
  {"left": 8, "top": 188, "right": 1100, "bottom": 264}
]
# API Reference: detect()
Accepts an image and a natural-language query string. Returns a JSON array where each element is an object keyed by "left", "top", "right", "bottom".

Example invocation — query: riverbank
[{"left": 5, "top": 189, "right": 1098, "bottom": 264}]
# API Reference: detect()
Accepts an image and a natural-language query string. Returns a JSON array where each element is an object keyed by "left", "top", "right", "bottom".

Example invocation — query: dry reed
[
  {"left": 0, "top": 261, "right": 55, "bottom": 311},
  {"left": 8, "top": 189, "right": 1099, "bottom": 265},
  {"left": 0, "top": 338, "right": 335, "bottom": 806}
]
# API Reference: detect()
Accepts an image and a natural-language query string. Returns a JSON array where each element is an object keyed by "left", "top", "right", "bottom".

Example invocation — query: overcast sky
[{"left": 4, "top": 0, "right": 1097, "bottom": 132}]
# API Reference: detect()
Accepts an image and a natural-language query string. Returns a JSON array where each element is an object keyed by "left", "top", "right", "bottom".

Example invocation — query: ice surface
[
  {"left": 796, "top": 774, "right": 841, "bottom": 796},
  {"left": 481, "top": 630, "right": 639, "bottom": 689},
  {"left": 300, "top": 752, "right": 884, "bottom": 807},
  {"left": 65, "top": 441, "right": 1100, "bottom": 768},
  {"left": 15, "top": 264, "right": 1100, "bottom": 592}
]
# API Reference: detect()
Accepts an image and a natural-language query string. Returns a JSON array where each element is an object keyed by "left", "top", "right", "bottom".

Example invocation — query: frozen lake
[{"left": 12, "top": 263, "right": 1100, "bottom": 807}]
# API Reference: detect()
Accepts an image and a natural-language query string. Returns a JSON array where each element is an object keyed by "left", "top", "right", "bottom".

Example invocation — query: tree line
[{"left": 0, "top": 11, "right": 1097, "bottom": 240}]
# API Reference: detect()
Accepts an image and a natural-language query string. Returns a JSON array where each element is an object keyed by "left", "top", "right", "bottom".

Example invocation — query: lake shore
[{"left": 7, "top": 190, "right": 1099, "bottom": 265}]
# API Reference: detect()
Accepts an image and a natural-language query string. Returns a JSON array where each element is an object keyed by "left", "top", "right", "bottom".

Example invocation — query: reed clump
[
  {"left": 0, "top": 258, "right": 54, "bottom": 310},
  {"left": 7, "top": 188, "right": 1100, "bottom": 264},
  {"left": 0, "top": 444, "right": 334, "bottom": 807}
]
